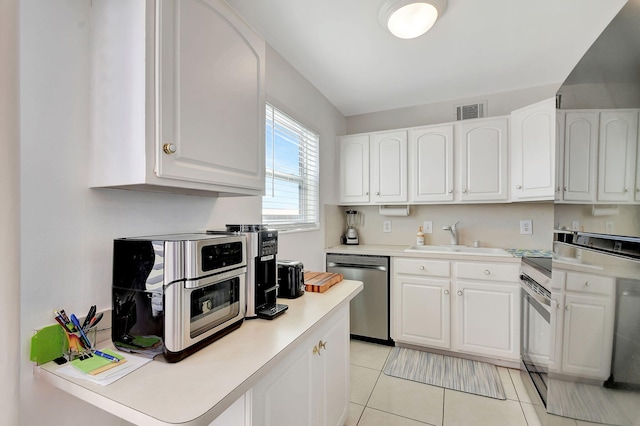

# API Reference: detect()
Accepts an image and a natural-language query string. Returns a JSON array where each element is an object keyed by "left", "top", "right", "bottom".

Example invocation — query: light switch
[{"left": 383, "top": 220, "right": 391, "bottom": 233}]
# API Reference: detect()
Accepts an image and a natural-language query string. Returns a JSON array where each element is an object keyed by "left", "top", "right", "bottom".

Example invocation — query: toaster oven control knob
[{"left": 163, "top": 143, "right": 177, "bottom": 154}]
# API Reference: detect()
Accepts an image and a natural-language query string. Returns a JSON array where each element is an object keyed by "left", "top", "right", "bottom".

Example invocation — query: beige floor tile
[
  {"left": 367, "top": 373, "right": 444, "bottom": 426},
  {"left": 351, "top": 364, "right": 381, "bottom": 406},
  {"left": 358, "top": 407, "right": 431, "bottom": 426},
  {"left": 497, "top": 367, "right": 519, "bottom": 401},
  {"left": 345, "top": 403, "right": 365, "bottom": 426},
  {"left": 521, "top": 402, "right": 543, "bottom": 426},
  {"left": 443, "top": 389, "right": 528, "bottom": 426},
  {"left": 350, "top": 340, "right": 392, "bottom": 371},
  {"left": 509, "top": 368, "right": 533, "bottom": 404}
]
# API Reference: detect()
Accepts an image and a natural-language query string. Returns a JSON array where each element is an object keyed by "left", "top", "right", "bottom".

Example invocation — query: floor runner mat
[{"left": 383, "top": 347, "right": 506, "bottom": 400}]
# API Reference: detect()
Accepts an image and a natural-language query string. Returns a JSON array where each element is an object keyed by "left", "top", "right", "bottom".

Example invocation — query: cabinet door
[
  {"left": 157, "top": 0, "right": 265, "bottom": 190},
  {"left": 394, "top": 276, "right": 451, "bottom": 349},
  {"left": 561, "top": 293, "right": 614, "bottom": 380},
  {"left": 409, "top": 125, "right": 455, "bottom": 202},
  {"left": 454, "top": 280, "right": 520, "bottom": 360},
  {"left": 458, "top": 118, "right": 509, "bottom": 202},
  {"left": 313, "top": 307, "right": 350, "bottom": 426},
  {"left": 252, "top": 337, "right": 314, "bottom": 426},
  {"left": 339, "top": 134, "right": 370, "bottom": 204},
  {"left": 555, "top": 112, "right": 565, "bottom": 201},
  {"left": 563, "top": 112, "right": 599, "bottom": 202},
  {"left": 597, "top": 111, "right": 638, "bottom": 202},
  {"left": 370, "top": 130, "right": 408, "bottom": 203},
  {"left": 510, "top": 98, "right": 555, "bottom": 201}
]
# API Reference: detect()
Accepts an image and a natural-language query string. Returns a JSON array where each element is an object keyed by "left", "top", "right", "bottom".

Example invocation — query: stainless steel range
[{"left": 519, "top": 256, "right": 552, "bottom": 408}]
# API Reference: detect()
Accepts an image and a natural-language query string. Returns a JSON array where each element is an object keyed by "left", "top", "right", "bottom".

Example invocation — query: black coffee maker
[{"left": 208, "top": 225, "right": 288, "bottom": 320}]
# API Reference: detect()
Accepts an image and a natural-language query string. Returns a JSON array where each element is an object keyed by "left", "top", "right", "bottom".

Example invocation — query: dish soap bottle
[{"left": 416, "top": 226, "right": 425, "bottom": 246}]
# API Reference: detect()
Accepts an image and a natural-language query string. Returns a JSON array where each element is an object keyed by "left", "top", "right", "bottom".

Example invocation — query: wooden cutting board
[{"left": 304, "top": 272, "right": 344, "bottom": 293}]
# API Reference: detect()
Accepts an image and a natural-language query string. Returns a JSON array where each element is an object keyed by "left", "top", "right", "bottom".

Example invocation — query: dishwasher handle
[{"left": 327, "top": 262, "right": 387, "bottom": 271}]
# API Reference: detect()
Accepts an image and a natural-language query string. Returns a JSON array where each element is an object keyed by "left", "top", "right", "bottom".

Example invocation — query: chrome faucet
[{"left": 442, "top": 221, "right": 459, "bottom": 245}]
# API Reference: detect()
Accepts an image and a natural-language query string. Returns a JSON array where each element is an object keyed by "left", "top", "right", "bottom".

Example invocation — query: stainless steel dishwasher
[{"left": 326, "top": 253, "right": 392, "bottom": 344}]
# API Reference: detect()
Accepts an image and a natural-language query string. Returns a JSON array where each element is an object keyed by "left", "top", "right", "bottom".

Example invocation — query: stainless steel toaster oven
[{"left": 112, "top": 233, "right": 246, "bottom": 362}]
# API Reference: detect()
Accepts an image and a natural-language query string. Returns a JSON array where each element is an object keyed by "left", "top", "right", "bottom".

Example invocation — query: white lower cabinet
[
  {"left": 553, "top": 270, "right": 615, "bottom": 380},
  {"left": 251, "top": 305, "right": 349, "bottom": 426},
  {"left": 209, "top": 394, "right": 249, "bottom": 426},
  {"left": 393, "top": 257, "right": 520, "bottom": 362},
  {"left": 454, "top": 280, "right": 520, "bottom": 360}
]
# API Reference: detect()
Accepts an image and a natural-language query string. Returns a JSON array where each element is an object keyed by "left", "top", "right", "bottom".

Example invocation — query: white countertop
[
  {"left": 36, "top": 280, "right": 363, "bottom": 425},
  {"left": 326, "top": 244, "right": 523, "bottom": 264}
]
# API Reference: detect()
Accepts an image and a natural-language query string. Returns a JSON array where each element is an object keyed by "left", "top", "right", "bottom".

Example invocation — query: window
[{"left": 262, "top": 104, "right": 319, "bottom": 231}]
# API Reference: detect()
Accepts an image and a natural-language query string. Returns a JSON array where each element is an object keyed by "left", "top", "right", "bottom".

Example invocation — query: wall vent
[{"left": 455, "top": 101, "right": 487, "bottom": 120}]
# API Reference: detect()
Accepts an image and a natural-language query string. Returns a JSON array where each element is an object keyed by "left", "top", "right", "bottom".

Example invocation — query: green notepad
[{"left": 70, "top": 349, "right": 125, "bottom": 375}]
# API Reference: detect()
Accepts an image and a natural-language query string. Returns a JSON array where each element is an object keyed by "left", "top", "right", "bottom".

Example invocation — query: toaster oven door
[{"left": 164, "top": 268, "right": 246, "bottom": 353}]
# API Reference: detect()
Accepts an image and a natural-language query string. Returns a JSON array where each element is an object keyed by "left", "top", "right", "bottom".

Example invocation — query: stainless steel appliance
[
  {"left": 209, "top": 225, "right": 288, "bottom": 320},
  {"left": 112, "top": 233, "right": 247, "bottom": 362},
  {"left": 519, "top": 256, "right": 552, "bottom": 408},
  {"left": 522, "top": 234, "right": 640, "bottom": 425},
  {"left": 326, "top": 254, "right": 392, "bottom": 344},
  {"left": 345, "top": 209, "right": 361, "bottom": 245},
  {"left": 277, "top": 260, "right": 305, "bottom": 299}
]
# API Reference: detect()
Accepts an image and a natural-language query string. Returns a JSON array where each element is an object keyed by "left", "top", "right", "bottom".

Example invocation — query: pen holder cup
[{"left": 65, "top": 327, "right": 97, "bottom": 361}]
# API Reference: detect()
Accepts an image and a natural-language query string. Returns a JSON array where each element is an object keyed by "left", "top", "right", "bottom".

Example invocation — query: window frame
[{"left": 262, "top": 103, "right": 320, "bottom": 233}]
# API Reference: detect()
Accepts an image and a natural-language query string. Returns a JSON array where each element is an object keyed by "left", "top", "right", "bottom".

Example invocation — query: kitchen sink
[{"left": 404, "top": 245, "right": 513, "bottom": 257}]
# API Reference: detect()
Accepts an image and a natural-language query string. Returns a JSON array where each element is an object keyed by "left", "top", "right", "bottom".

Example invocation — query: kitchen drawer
[
  {"left": 565, "top": 271, "right": 614, "bottom": 296},
  {"left": 455, "top": 262, "right": 519, "bottom": 282},
  {"left": 394, "top": 257, "right": 450, "bottom": 277}
]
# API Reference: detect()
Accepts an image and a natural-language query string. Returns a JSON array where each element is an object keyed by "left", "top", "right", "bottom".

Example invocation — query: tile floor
[{"left": 346, "top": 340, "right": 597, "bottom": 426}]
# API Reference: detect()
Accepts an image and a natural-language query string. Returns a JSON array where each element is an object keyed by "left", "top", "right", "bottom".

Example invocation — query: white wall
[
  {"left": 1, "top": 0, "right": 20, "bottom": 423},
  {"left": 331, "top": 203, "right": 554, "bottom": 251},
  {"left": 345, "top": 84, "right": 559, "bottom": 134},
  {"left": 19, "top": 1, "right": 344, "bottom": 424}
]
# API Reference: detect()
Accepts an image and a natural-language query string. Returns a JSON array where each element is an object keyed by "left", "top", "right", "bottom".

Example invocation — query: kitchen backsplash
[{"left": 327, "top": 202, "right": 554, "bottom": 250}]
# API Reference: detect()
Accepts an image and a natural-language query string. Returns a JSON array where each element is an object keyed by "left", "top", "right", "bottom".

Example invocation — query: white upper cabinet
[
  {"left": 338, "top": 131, "right": 407, "bottom": 205},
  {"left": 458, "top": 117, "right": 509, "bottom": 202},
  {"left": 370, "top": 130, "right": 408, "bottom": 203},
  {"left": 557, "top": 109, "right": 640, "bottom": 204},
  {"left": 562, "top": 112, "right": 599, "bottom": 202},
  {"left": 597, "top": 111, "right": 638, "bottom": 202},
  {"left": 90, "top": 0, "right": 265, "bottom": 196},
  {"left": 339, "top": 134, "right": 370, "bottom": 204},
  {"left": 409, "top": 125, "right": 455, "bottom": 203},
  {"left": 510, "top": 98, "right": 555, "bottom": 201}
]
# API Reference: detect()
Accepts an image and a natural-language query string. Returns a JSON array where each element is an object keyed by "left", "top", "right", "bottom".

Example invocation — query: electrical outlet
[
  {"left": 520, "top": 220, "right": 532, "bottom": 235},
  {"left": 572, "top": 220, "right": 580, "bottom": 231},
  {"left": 423, "top": 221, "right": 433, "bottom": 234},
  {"left": 383, "top": 220, "right": 392, "bottom": 233}
]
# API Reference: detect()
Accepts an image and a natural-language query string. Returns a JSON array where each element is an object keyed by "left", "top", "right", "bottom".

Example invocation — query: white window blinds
[{"left": 262, "top": 104, "right": 319, "bottom": 231}]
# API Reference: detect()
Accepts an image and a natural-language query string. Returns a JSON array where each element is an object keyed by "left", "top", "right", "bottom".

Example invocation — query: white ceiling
[{"left": 225, "top": 0, "right": 626, "bottom": 117}]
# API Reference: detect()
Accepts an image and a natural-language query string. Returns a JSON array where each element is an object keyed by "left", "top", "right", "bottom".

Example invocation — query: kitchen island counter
[{"left": 36, "top": 280, "right": 363, "bottom": 425}]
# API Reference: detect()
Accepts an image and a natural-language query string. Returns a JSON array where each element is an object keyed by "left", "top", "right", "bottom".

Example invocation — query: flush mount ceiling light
[{"left": 379, "top": 0, "right": 448, "bottom": 39}]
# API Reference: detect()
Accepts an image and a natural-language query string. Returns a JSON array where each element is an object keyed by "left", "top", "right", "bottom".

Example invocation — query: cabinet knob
[
  {"left": 624, "top": 188, "right": 629, "bottom": 193},
  {"left": 484, "top": 269, "right": 491, "bottom": 275},
  {"left": 448, "top": 189, "right": 453, "bottom": 193},
  {"left": 566, "top": 305, "right": 570, "bottom": 311},
  {"left": 457, "top": 290, "right": 463, "bottom": 296},
  {"left": 444, "top": 289, "right": 450, "bottom": 295},
  {"left": 376, "top": 192, "right": 380, "bottom": 196},
  {"left": 419, "top": 266, "right": 425, "bottom": 270},
  {"left": 313, "top": 345, "right": 320, "bottom": 355},
  {"left": 163, "top": 143, "right": 177, "bottom": 154},
  {"left": 584, "top": 281, "right": 590, "bottom": 287},
  {"left": 319, "top": 340, "right": 327, "bottom": 350},
  {"left": 516, "top": 185, "right": 522, "bottom": 189},
  {"left": 365, "top": 192, "right": 369, "bottom": 195},
  {"left": 564, "top": 186, "right": 568, "bottom": 191},
  {"left": 462, "top": 189, "right": 467, "bottom": 194}
]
